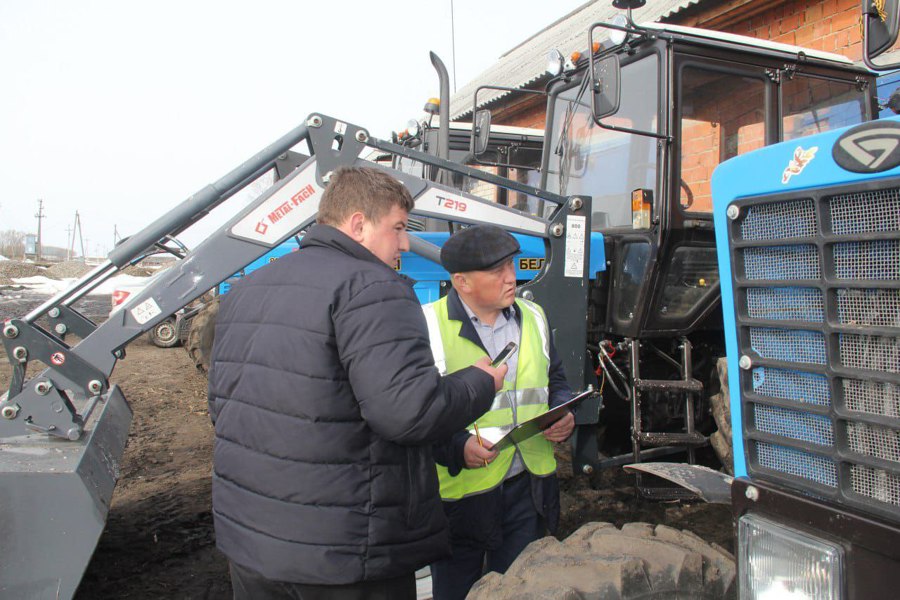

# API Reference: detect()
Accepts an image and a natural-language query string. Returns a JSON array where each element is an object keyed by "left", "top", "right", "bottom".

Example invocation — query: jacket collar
[
  {"left": 299, "top": 224, "right": 381, "bottom": 264},
  {"left": 300, "top": 224, "right": 413, "bottom": 283},
  {"left": 445, "top": 288, "right": 521, "bottom": 351}
]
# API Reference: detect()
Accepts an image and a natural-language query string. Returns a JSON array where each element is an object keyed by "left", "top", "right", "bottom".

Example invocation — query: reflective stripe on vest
[{"left": 422, "top": 297, "right": 556, "bottom": 500}]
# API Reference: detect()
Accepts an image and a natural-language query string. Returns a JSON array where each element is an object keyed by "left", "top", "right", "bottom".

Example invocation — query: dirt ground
[{"left": 1, "top": 290, "right": 733, "bottom": 599}]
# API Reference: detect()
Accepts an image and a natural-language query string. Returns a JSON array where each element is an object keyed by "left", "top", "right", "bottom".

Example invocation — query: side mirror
[
  {"left": 472, "top": 109, "right": 492, "bottom": 156},
  {"left": 863, "top": 0, "right": 900, "bottom": 70},
  {"left": 591, "top": 54, "right": 621, "bottom": 121}
]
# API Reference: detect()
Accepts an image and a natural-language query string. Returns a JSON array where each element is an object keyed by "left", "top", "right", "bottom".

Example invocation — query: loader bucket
[{"left": 0, "top": 385, "right": 132, "bottom": 599}]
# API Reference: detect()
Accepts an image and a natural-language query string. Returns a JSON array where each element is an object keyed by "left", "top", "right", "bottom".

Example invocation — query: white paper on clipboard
[{"left": 470, "top": 387, "right": 594, "bottom": 452}]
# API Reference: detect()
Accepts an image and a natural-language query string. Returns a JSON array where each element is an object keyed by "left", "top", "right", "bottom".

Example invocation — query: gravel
[
  {"left": 45, "top": 260, "right": 95, "bottom": 279},
  {"left": 0, "top": 261, "right": 47, "bottom": 279},
  {"left": 121, "top": 265, "right": 155, "bottom": 277},
  {"left": 0, "top": 260, "right": 156, "bottom": 281}
]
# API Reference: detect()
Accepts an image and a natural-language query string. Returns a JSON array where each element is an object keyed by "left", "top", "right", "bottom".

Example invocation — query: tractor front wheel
[
  {"left": 469, "top": 522, "right": 736, "bottom": 599},
  {"left": 709, "top": 357, "right": 734, "bottom": 475}
]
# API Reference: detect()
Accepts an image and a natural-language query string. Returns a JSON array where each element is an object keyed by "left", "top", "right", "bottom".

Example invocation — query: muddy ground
[{"left": 1, "top": 290, "right": 733, "bottom": 599}]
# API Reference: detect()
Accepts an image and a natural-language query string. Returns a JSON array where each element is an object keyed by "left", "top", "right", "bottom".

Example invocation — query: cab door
[{"left": 645, "top": 54, "right": 774, "bottom": 335}]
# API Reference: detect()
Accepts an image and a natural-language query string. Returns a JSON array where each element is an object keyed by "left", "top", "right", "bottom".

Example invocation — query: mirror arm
[
  {"left": 470, "top": 86, "right": 546, "bottom": 132},
  {"left": 586, "top": 22, "right": 669, "bottom": 142},
  {"left": 591, "top": 116, "right": 671, "bottom": 141},
  {"left": 470, "top": 86, "right": 547, "bottom": 170}
]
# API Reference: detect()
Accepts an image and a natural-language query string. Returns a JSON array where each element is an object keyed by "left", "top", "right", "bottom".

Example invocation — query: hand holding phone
[
  {"left": 491, "top": 341, "right": 518, "bottom": 368},
  {"left": 474, "top": 356, "right": 508, "bottom": 392}
]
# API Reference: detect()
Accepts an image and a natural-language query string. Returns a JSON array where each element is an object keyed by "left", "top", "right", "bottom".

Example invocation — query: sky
[{"left": 0, "top": 0, "right": 587, "bottom": 257}]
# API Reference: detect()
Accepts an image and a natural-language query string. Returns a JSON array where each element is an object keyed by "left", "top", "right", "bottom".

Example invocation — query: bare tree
[{"left": 0, "top": 229, "right": 25, "bottom": 258}]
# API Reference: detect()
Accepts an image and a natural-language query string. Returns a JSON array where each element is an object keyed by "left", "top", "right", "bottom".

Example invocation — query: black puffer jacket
[{"left": 208, "top": 224, "right": 495, "bottom": 585}]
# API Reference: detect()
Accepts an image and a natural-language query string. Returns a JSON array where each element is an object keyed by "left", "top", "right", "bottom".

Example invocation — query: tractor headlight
[
  {"left": 609, "top": 13, "right": 630, "bottom": 46},
  {"left": 738, "top": 514, "right": 843, "bottom": 600},
  {"left": 546, "top": 49, "right": 564, "bottom": 76}
]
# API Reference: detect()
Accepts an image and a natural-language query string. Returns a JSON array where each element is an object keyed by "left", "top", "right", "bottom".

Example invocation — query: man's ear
[
  {"left": 345, "top": 212, "right": 367, "bottom": 242},
  {"left": 451, "top": 272, "right": 469, "bottom": 293}
]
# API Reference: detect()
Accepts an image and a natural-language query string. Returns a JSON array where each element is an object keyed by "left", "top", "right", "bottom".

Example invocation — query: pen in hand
[{"left": 473, "top": 422, "right": 489, "bottom": 468}]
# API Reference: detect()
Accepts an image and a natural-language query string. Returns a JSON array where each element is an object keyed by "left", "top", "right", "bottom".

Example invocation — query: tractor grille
[{"left": 728, "top": 179, "right": 900, "bottom": 522}]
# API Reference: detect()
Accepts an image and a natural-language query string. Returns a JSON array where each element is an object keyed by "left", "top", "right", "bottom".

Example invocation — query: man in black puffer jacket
[{"left": 208, "top": 166, "right": 505, "bottom": 599}]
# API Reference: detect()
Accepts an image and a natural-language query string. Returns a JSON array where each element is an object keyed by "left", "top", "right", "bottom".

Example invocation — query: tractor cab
[
  {"left": 389, "top": 120, "right": 545, "bottom": 218},
  {"left": 543, "top": 19, "right": 875, "bottom": 340}
]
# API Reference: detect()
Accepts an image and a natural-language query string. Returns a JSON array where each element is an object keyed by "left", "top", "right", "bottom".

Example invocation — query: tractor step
[
  {"left": 636, "top": 431, "right": 708, "bottom": 448},
  {"left": 634, "top": 378, "right": 703, "bottom": 392}
]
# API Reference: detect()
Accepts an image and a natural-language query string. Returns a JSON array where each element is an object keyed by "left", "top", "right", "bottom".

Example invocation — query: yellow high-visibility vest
[{"left": 422, "top": 296, "right": 556, "bottom": 501}]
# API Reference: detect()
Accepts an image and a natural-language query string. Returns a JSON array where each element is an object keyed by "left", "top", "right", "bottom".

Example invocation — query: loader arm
[{"left": 2, "top": 113, "right": 591, "bottom": 442}]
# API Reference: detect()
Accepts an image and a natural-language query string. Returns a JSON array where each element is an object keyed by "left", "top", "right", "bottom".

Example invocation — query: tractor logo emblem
[
  {"left": 255, "top": 221, "right": 268, "bottom": 235},
  {"left": 782, "top": 146, "right": 818, "bottom": 184},
  {"left": 50, "top": 352, "right": 65, "bottom": 366},
  {"left": 833, "top": 121, "right": 900, "bottom": 173}
]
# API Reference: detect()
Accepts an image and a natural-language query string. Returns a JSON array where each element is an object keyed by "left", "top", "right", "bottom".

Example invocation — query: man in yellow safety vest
[{"left": 423, "top": 224, "right": 575, "bottom": 600}]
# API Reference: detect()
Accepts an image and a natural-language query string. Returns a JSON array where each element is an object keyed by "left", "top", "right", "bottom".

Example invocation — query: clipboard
[{"left": 472, "top": 386, "right": 594, "bottom": 452}]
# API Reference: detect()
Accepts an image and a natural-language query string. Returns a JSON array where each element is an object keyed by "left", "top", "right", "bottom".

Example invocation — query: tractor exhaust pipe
[{"left": 429, "top": 52, "right": 451, "bottom": 186}]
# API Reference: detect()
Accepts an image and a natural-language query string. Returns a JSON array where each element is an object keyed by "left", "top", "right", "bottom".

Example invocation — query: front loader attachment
[
  {"left": 1, "top": 114, "right": 590, "bottom": 597},
  {"left": 0, "top": 386, "right": 130, "bottom": 598}
]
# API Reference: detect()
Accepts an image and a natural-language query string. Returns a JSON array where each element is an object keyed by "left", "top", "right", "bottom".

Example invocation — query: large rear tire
[
  {"left": 709, "top": 357, "right": 734, "bottom": 475},
  {"left": 184, "top": 297, "right": 218, "bottom": 374},
  {"left": 468, "top": 522, "right": 736, "bottom": 600}
]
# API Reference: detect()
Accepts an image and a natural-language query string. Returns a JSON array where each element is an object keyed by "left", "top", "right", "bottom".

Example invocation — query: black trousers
[
  {"left": 430, "top": 472, "right": 545, "bottom": 600},
  {"left": 229, "top": 561, "right": 416, "bottom": 600}
]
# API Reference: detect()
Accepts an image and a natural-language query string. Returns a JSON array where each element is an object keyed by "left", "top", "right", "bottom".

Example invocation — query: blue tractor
[
  {"left": 618, "top": 5, "right": 900, "bottom": 597},
  {"left": 708, "top": 103, "right": 900, "bottom": 600}
]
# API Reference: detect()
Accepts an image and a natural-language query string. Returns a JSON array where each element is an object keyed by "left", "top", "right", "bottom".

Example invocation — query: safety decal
[
  {"left": 781, "top": 146, "right": 818, "bottom": 184},
  {"left": 131, "top": 298, "right": 162, "bottom": 325},
  {"left": 564, "top": 215, "right": 586, "bottom": 278}
]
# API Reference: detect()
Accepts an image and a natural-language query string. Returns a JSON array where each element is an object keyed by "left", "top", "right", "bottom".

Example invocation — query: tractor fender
[{"left": 624, "top": 462, "right": 733, "bottom": 505}]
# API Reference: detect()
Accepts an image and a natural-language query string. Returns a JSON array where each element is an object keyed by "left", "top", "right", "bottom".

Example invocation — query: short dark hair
[{"left": 317, "top": 166, "right": 414, "bottom": 226}]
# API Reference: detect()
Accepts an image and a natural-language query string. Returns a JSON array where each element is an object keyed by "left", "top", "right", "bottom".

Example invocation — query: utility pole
[
  {"left": 34, "top": 199, "right": 46, "bottom": 261},
  {"left": 113, "top": 224, "right": 120, "bottom": 246},
  {"left": 69, "top": 211, "right": 85, "bottom": 261},
  {"left": 65, "top": 224, "right": 73, "bottom": 260}
]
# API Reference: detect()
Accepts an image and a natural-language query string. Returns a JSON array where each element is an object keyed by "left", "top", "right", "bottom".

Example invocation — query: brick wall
[
  {"left": 679, "top": 68, "right": 767, "bottom": 212},
  {"left": 707, "top": 0, "right": 863, "bottom": 60},
  {"left": 493, "top": 91, "right": 547, "bottom": 129}
]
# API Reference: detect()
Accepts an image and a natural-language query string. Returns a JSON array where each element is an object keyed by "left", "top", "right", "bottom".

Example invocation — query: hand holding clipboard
[{"left": 469, "top": 386, "right": 595, "bottom": 453}]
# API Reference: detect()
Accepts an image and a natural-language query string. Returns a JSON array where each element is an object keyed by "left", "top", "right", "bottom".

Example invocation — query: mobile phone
[{"left": 491, "top": 342, "right": 518, "bottom": 368}]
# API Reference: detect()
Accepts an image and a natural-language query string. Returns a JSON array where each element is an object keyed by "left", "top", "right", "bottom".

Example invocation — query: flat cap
[{"left": 441, "top": 225, "right": 520, "bottom": 273}]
